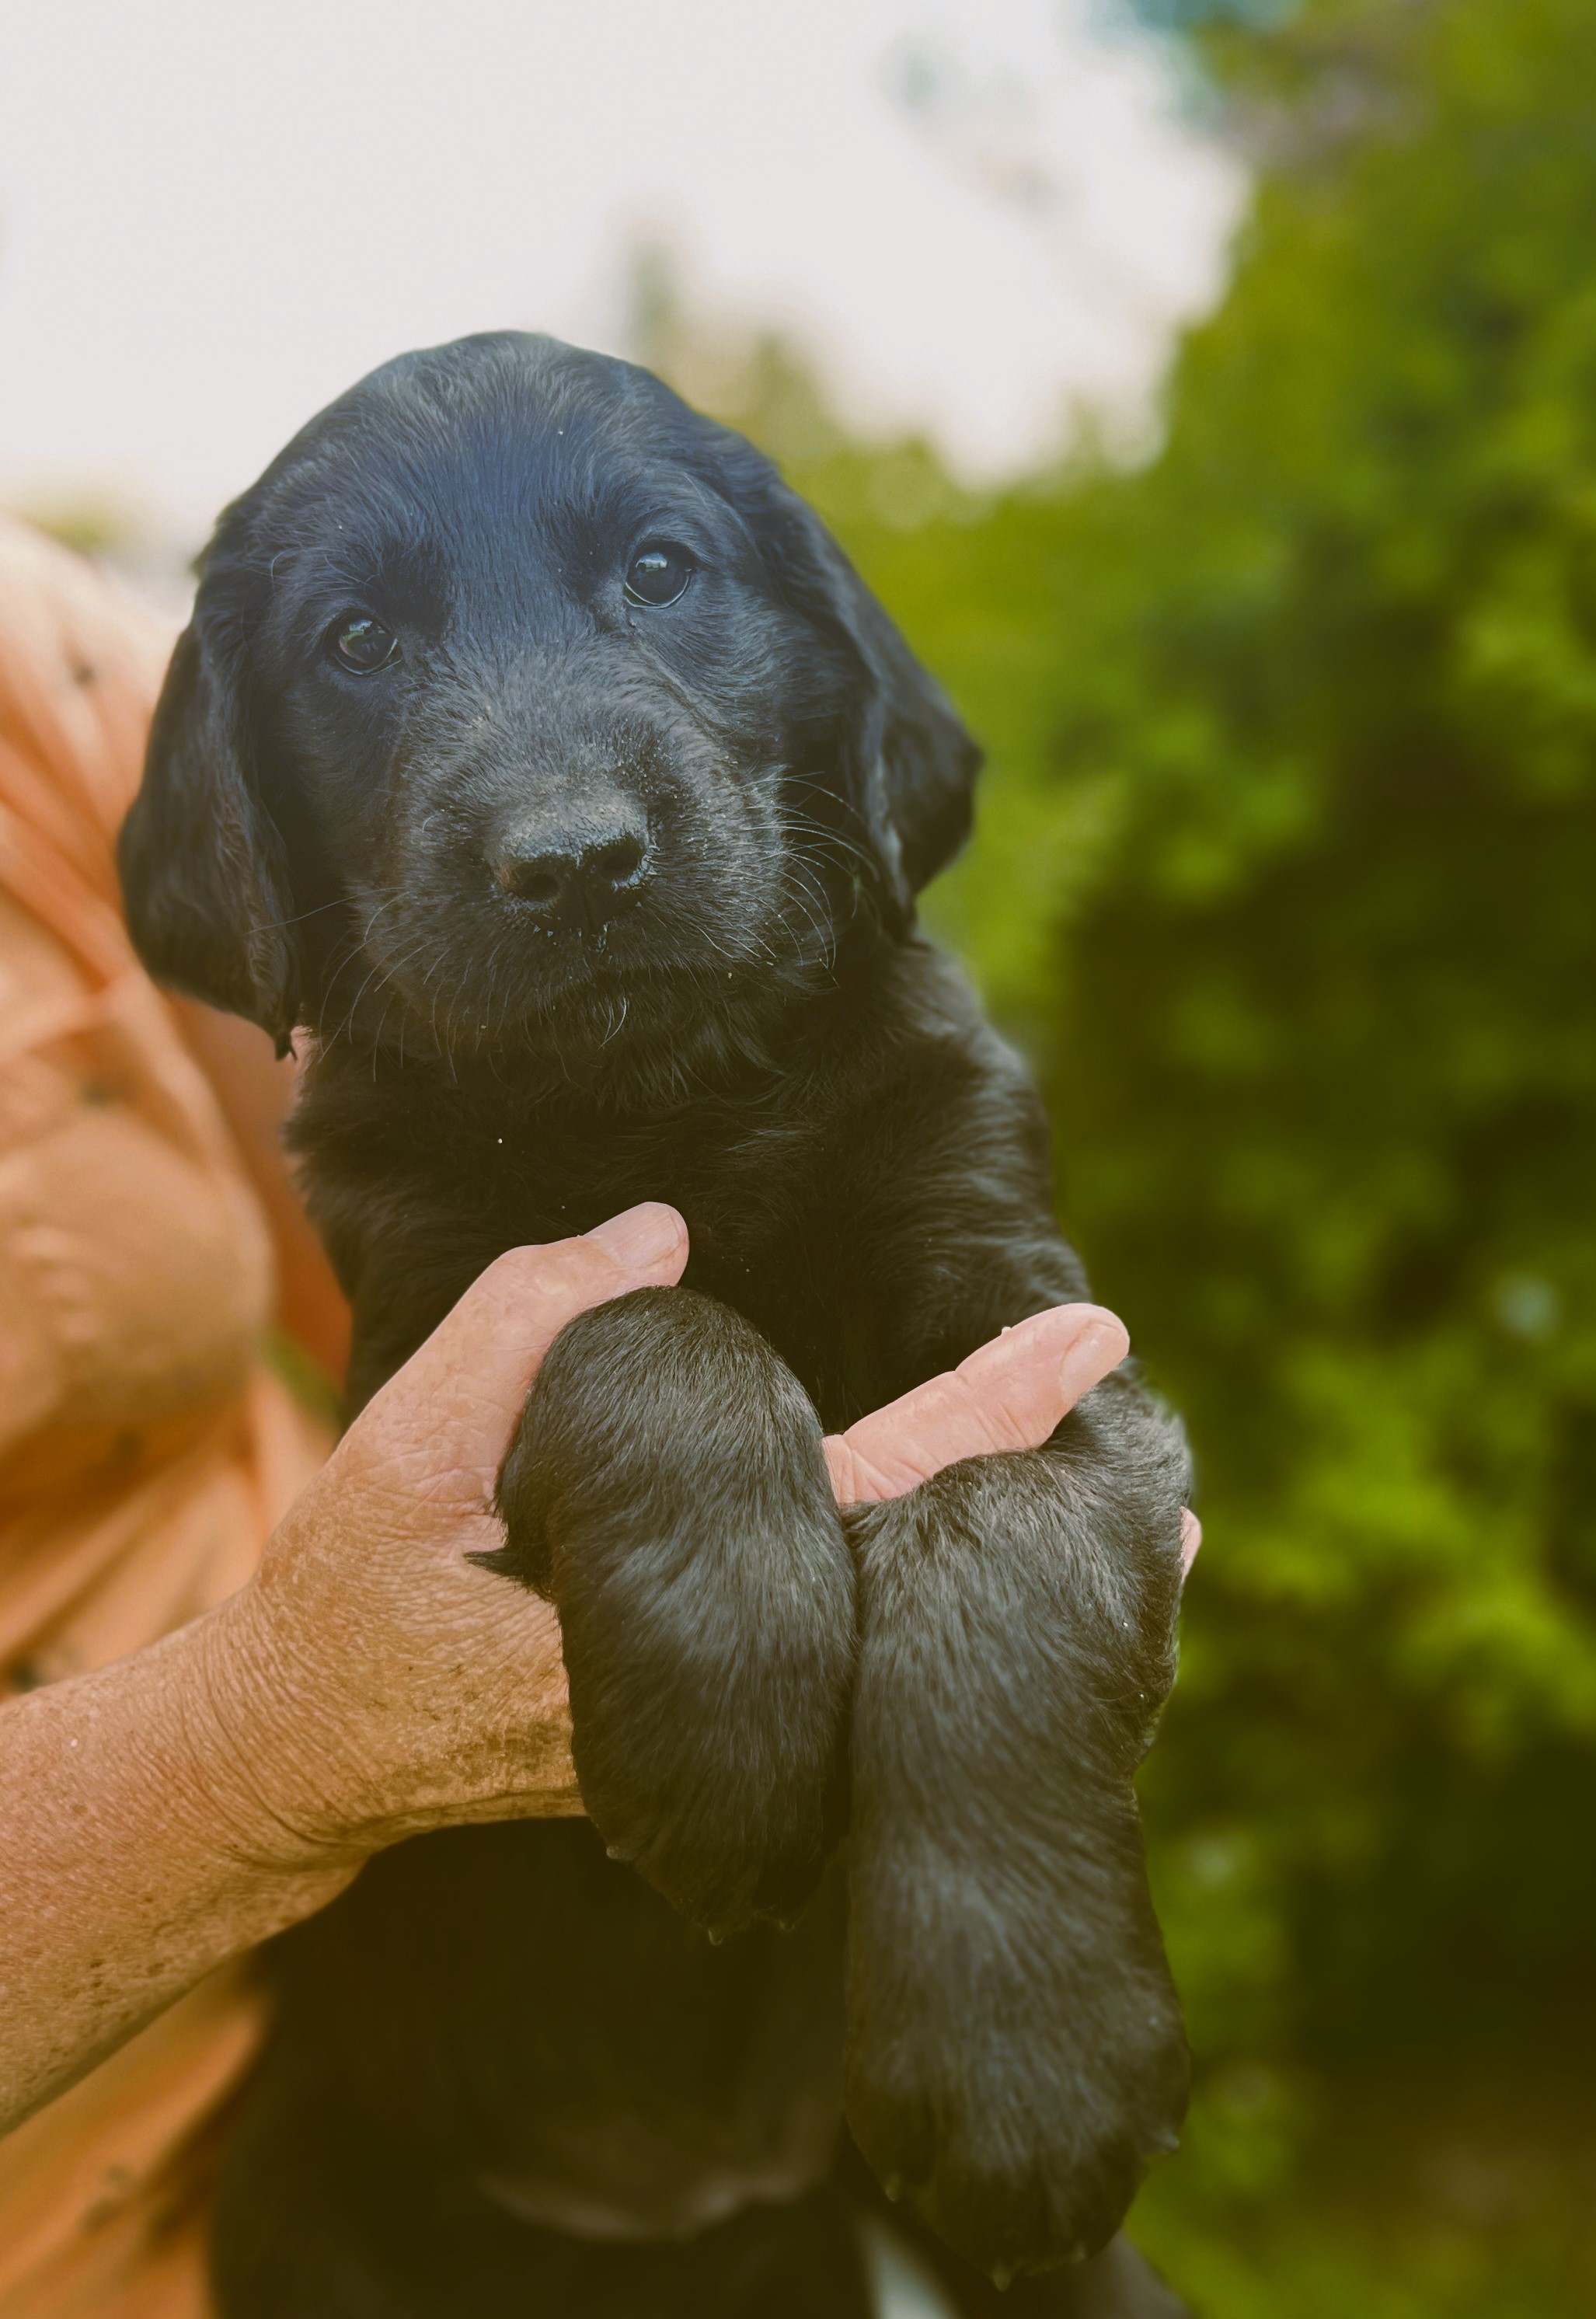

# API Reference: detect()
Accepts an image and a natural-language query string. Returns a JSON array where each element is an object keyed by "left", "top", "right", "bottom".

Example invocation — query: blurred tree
[{"left": 632, "top": 4, "right": 1596, "bottom": 2293}]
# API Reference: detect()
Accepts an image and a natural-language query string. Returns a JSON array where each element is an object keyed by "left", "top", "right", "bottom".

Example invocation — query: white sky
[{"left": 0, "top": 0, "right": 1244, "bottom": 540}]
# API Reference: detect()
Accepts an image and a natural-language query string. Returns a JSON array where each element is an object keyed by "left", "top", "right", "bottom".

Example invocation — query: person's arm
[
  {"left": 0, "top": 1209, "right": 674, "bottom": 2138},
  {"left": 0, "top": 1206, "right": 1146, "bottom": 2139}
]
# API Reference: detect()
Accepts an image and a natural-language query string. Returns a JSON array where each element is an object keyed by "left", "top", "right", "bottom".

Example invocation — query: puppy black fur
[{"left": 119, "top": 333, "right": 1191, "bottom": 2314}]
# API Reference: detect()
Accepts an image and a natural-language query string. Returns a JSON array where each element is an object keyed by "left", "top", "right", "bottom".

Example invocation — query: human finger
[
  {"left": 1180, "top": 1510, "right": 1202, "bottom": 1575},
  {"left": 824, "top": 1303, "right": 1131, "bottom": 1505},
  {"left": 359, "top": 1202, "right": 689, "bottom": 1484}
]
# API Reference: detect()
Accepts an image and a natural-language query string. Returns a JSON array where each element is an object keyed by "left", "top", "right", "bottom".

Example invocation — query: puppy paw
[
  {"left": 489, "top": 1287, "right": 855, "bottom": 1937},
  {"left": 842, "top": 1421, "right": 1190, "bottom": 2277},
  {"left": 845, "top": 1815, "right": 1187, "bottom": 2279}
]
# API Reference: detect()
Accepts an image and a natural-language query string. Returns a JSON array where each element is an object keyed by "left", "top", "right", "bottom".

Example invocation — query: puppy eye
[
  {"left": 624, "top": 544, "right": 693, "bottom": 609},
  {"left": 329, "top": 616, "right": 399, "bottom": 675}
]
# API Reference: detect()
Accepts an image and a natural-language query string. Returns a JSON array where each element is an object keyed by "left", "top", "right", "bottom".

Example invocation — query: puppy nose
[{"left": 491, "top": 810, "right": 652, "bottom": 919}]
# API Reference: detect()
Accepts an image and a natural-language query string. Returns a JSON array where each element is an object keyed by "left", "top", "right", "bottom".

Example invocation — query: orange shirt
[{"left": 0, "top": 519, "right": 331, "bottom": 2318}]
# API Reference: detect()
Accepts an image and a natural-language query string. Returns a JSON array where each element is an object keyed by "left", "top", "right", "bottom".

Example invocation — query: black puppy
[{"left": 120, "top": 333, "right": 1191, "bottom": 2317}]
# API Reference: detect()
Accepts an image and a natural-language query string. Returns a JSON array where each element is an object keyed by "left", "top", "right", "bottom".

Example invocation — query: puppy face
[{"left": 120, "top": 333, "right": 979, "bottom": 1068}]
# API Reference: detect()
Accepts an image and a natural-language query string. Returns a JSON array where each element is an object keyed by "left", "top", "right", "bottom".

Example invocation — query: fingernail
[
  {"left": 1058, "top": 1317, "right": 1128, "bottom": 1396},
  {"left": 586, "top": 1202, "right": 685, "bottom": 1268},
  {"left": 1180, "top": 1510, "right": 1202, "bottom": 1575}
]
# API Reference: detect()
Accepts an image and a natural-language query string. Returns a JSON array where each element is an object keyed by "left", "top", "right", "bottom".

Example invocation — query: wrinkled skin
[{"left": 120, "top": 332, "right": 1193, "bottom": 2316}]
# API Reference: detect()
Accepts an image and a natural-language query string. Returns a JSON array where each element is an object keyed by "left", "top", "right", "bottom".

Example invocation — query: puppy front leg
[
  {"left": 487, "top": 1286, "right": 855, "bottom": 1940},
  {"left": 842, "top": 1370, "right": 1190, "bottom": 2282}
]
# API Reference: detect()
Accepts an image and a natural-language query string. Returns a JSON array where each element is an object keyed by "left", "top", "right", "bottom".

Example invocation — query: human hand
[
  {"left": 193, "top": 1211, "right": 1194, "bottom": 1881},
  {"left": 191, "top": 1205, "right": 691, "bottom": 1874}
]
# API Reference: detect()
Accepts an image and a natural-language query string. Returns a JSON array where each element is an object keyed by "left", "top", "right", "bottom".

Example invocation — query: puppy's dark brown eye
[
  {"left": 624, "top": 545, "right": 693, "bottom": 609},
  {"left": 330, "top": 616, "right": 399, "bottom": 674}
]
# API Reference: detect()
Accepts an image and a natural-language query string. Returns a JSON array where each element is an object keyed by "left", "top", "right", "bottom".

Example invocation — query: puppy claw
[
  {"left": 882, "top": 2174, "right": 904, "bottom": 2203},
  {"left": 991, "top": 2265, "right": 1014, "bottom": 2292}
]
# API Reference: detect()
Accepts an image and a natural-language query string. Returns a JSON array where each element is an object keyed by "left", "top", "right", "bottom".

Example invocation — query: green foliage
[
  {"left": 641, "top": 2, "right": 1596, "bottom": 2300},
  {"left": 1042, "top": 0, "right": 1596, "bottom": 2105}
]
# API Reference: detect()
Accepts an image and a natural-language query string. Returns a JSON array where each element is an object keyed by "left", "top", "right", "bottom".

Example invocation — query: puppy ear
[
  {"left": 840, "top": 581, "right": 982, "bottom": 926},
  {"left": 118, "top": 612, "right": 303, "bottom": 1057},
  {"left": 760, "top": 480, "right": 981, "bottom": 930}
]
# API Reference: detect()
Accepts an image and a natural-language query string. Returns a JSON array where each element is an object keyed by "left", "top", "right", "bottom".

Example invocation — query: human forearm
[{"left": 0, "top": 1605, "right": 354, "bottom": 2136}]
